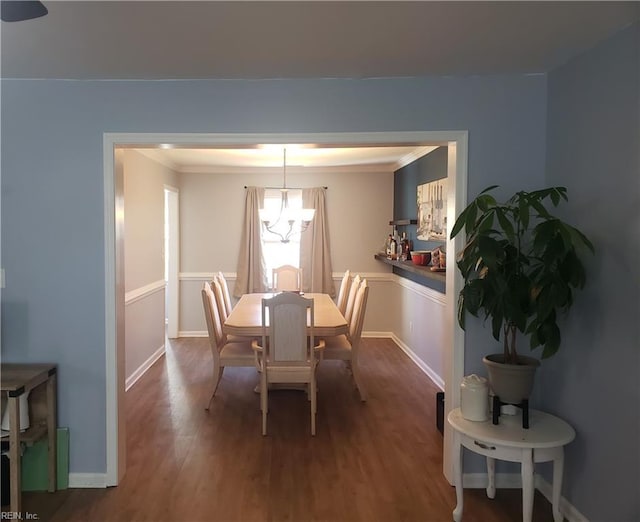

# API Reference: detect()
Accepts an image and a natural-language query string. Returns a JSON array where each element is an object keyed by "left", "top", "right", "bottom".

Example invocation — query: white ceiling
[
  {"left": 137, "top": 144, "right": 438, "bottom": 170},
  {"left": 3, "top": 1, "right": 637, "bottom": 168}
]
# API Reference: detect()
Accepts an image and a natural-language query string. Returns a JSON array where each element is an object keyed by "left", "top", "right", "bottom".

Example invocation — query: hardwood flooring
[{"left": 15, "top": 337, "right": 555, "bottom": 521}]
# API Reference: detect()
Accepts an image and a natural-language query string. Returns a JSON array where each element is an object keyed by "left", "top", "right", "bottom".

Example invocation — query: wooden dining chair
[
  {"left": 343, "top": 274, "right": 362, "bottom": 326},
  {"left": 336, "top": 270, "right": 351, "bottom": 315},
  {"left": 201, "top": 283, "right": 255, "bottom": 410},
  {"left": 216, "top": 271, "right": 233, "bottom": 318},
  {"left": 251, "top": 292, "right": 325, "bottom": 435},
  {"left": 323, "top": 279, "right": 369, "bottom": 401},
  {"left": 272, "top": 264, "right": 303, "bottom": 292}
]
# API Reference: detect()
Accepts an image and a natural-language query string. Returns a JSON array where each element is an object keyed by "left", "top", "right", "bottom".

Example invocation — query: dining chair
[
  {"left": 343, "top": 274, "right": 362, "bottom": 326},
  {"left": 323, "top": 279, "right": 369, "bottom": 401},
  {"left": 210, "top": 278, "right": 230, "bottom": 322},
  {"left": 201, "top": 283, "right": 255, "bottom": 410},
  {"left": 251, "top": 292, "right": 325, "bottom": 435},
  {"left": 336, "top": 270, "right": 351, "bottom": 315},
  {"left": 216, "top": 271, "right": 233, "bottom": 318},
  {"left": 272, "top": 264, "right": 303, "bottom": 292}
]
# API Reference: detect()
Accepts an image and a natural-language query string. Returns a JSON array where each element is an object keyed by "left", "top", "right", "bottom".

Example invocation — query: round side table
[{"left": 448, "top": 407, "right": 575, "bottom": 522}]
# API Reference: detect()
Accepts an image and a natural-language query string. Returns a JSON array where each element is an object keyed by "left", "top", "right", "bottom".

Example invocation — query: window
[{"left": 261, "top": 188, "right": 302, "bottom": 287}]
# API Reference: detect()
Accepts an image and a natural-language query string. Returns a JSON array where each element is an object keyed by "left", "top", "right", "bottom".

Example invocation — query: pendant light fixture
[{"left": 258, "top": 148, "right": 315, "bottom": 243}]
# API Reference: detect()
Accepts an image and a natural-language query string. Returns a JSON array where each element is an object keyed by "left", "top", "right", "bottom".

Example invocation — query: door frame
[
  {"left": 164, "top": 185, "right": 180, "bottom": 339},
  {"left": 103, "top": 131, "right": 468, "bottom": 486}
]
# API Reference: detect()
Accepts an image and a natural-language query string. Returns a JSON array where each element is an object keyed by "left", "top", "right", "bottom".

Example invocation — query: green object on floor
[{"left": 21, "top": 427, "right": 69, "bottom": 491}]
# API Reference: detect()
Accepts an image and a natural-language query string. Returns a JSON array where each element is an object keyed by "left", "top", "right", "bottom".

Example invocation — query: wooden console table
[
  {"left": 448, "top": 407, "right": 575, "bottom": 522},
  {"left": 1, "top": 363, "right": 57, "bottom": 513}
]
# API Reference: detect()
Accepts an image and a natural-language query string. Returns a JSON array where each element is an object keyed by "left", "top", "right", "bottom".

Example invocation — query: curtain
[
  {"left": 300, "top": 187, "right": 335, "bottom": 296},
  {"left": 234, "top": 187, "right": 268, "bottom": 296}
]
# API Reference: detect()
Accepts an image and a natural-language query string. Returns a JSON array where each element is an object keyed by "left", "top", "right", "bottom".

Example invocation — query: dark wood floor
[{"left": 17, "top": 337, "right": 555, "bottom": 521}]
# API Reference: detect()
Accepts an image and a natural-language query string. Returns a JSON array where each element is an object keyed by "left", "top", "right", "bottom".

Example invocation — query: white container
[
  {"left": 1, "top": 390, "right": 31, "bottom": 432},
  {"left": 460, "top": 374, "right": 489, "bottom": 422}
]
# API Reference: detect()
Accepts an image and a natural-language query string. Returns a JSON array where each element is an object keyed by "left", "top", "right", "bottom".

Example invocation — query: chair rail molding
[{"left": 124, "top": 279, "right": 165, "bottom": 306}]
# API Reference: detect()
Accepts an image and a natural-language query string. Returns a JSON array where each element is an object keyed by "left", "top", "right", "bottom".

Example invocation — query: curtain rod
[{"left": 244, "top": 186, "right": 328, "bottom": 189}]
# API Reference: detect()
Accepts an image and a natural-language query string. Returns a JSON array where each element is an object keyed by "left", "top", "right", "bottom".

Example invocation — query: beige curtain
[
  {"left": 234, "top": 187, "right": 268, "bottom": 296},
  {"left": 300, "top": 187, "right": 335, "bottom": 296}
]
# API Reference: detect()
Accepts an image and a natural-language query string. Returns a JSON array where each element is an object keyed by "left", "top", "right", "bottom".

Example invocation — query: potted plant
[{"left": 450, "top": 186, "right": 593, "bottom": 405}]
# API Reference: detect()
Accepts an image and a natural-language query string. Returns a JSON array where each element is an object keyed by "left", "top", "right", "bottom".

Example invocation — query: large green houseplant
[{"left": 450, "top": 186, "right": 593, "bottom": 403}]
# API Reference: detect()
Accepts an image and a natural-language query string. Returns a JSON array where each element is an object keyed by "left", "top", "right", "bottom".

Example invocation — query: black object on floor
[{"left": 436, "top": 392, "right": 444, "bottom": 435}]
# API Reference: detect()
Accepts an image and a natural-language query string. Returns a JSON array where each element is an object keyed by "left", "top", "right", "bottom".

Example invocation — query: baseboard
[
  {"left": 463, "top": 473, "right": 587, "bottom": 522},
  {"left": 68, "top": 473, "right": 108, "bottom": 488},
  {"left": 362, "top": 331, "right": 392, "bottom": 338},
  {"left": 125, "top": 345, "right": 165, "bottom": 391},
  {"left": 391, "top": 333, "right": 444, "bottom": 390},
  {"left": 536, "top": 475, "right": 589, "bottom": 522},
  {"left": 178, "top": 330, "right": 208, "bottom": 338}
]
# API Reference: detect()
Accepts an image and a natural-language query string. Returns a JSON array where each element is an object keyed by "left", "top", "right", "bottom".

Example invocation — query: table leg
[
  {"left": 8, "top": 395, "right": 21, "bottom": 514},
  {"left": 452, "top": 430, "right": 463, "bottom": 522},
  {"left": 486, "top": 457, "right": 496, "bottom": 499},
  {"left": 47, "top": 372, "right": 57, "bottom": 492},
  {"left": 521, "top": 448, "right": 534, "bottom": 522},
  {"left": 552, "top": 448, "right": 565, "bottom": 522}
]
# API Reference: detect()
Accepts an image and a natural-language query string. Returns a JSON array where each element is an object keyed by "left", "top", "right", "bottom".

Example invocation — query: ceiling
[
  {"left": 137, "top": 145, "right": 438, "bottom": 170},
  {"left": 1, "top": 1, "right": 638, "bottom": 80},
  {"left": 3, "top": 1, "right": 637, "bottom": 168}
]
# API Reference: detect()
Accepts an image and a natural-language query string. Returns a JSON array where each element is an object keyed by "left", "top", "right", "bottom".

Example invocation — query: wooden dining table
[{"left": 223, "top": 292, "right": 348, "bottom": 337}]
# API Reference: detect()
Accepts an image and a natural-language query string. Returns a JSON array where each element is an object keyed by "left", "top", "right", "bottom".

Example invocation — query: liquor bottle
[
  {"left": 400, "top": 232, "right": 408, "bottom": 261},
  {"left": 389, "top": 234, "right": 397, "bottom": 258}
]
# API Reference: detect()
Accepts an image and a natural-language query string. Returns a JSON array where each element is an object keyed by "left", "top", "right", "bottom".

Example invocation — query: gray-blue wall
[
  {"left": 543, "top": 22, "right": 639, "bottom": 521},
  {"left": 1, "top": 75, "right": 547, "bottom": 473}
]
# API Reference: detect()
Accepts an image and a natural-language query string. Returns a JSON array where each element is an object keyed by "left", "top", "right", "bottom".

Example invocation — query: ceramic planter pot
[{"left": 482, "top": 354, "right": 540, "bottom": 404}]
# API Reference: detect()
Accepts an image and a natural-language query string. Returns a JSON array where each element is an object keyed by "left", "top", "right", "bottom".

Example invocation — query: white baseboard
[
  {"left": 178, "top": 330, "right": 208, "bottom": 338},
  {"left": 463, "top": 473, "right": 587, "bottom": 522},
  {"left": 391, "top": 333, "right": 444, "bottom": 390},
  {"left": 362, "top": 331, "right": 392, "bottom": 338},
  {"left": 68, "top": 473, "right": 108, "bottom": 488},
  {"left": 125, "top": 345, "right": 165, "bottom": 391},
  {"left": 536, "top": 475, "right": 589, "bottom": 522}
]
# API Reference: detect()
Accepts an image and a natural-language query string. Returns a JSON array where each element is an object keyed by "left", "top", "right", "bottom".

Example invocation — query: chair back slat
[
  {"left": 210, "top": 278, "right": 229, "bottom": 323},
  {"left": 349, "top": 280, "right": 369, "bottom": 345},
  {"left": 336, "top": 270, "right": 351, "bottom": 315},
  {"left": 344, "top": 274, "right": 362, "bottom": 325},
  {"left": 262, "top": 292, "right": 314, "bottom": 364},
  {"left": 217, "top": 272, "right": 233, "bottom": 317},
  {"left": 202, "top": 283, "right": 224, "bottom": 350},
  {"left": 272, "top": 264, "right": 302, "bottom": 292}
]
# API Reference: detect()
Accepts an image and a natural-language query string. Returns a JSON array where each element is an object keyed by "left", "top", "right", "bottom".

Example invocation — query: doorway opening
[{"left": 104, "top": 131, "right": 468, "bottom": 486}]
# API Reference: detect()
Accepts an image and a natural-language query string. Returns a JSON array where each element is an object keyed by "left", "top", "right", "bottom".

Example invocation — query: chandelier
[{"left": 258, "top": 148, "right": 316, "bottom": 243}]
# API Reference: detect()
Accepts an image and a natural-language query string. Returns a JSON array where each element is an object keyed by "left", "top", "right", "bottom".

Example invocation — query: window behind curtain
[{"left": 262, "top": 188, "right": 302, "bottom": 287}]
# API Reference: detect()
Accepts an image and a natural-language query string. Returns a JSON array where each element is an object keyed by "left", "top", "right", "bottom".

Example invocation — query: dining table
[{"left": 223, "top": 292, "right": 348, "bottom": 338}]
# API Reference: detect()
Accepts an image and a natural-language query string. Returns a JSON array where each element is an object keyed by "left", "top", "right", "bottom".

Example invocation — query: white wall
[{"left": 123, "top": 150, "right": 179, "bottom": 385}]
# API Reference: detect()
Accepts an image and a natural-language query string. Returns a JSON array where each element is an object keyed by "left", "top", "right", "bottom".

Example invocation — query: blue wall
[
  {"left": 1, "top": 75, "right": 546, "bottom": 473},
  {"left": 393, "top": 145, "right": 448, "bottom": 252},
  {"left": 392, "top": 146, "right": 448, "bottom": 292},
  {"left": 543, "top": 23, "right": 639, "bottom": 521}
]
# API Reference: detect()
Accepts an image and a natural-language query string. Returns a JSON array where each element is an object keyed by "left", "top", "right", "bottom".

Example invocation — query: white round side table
[{"left": 447, "top": 407, "right": 575, "bottom": 522}]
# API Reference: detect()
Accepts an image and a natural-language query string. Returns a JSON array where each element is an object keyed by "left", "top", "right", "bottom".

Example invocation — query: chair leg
[
  {"left": 205, "top": 366, "right": 224, "bottom": 411},
  {"left": 351, "top": 361, "right": 367, "bottom": 402},
  {"left": 261, "top": 374, "right": 268, "bottom": 436},
  {"left": 310, "top": 377, "right": 317, "bottom": 436}
]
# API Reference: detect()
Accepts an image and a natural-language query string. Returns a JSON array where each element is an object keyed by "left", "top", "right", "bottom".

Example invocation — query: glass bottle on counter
[
  {"left": 399, "top": 232, "right": 408, "bottom": 261},
  {"left": 389, "top": 234, "right": 397, "bottom": 258}
]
